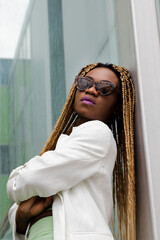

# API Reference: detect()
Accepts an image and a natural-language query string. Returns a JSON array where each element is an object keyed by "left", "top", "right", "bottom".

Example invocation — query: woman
[{"left": 7, "top": 63, "right": 136, "bottom": 240}]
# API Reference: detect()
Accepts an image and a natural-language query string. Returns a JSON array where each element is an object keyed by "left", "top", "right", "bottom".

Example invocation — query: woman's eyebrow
[
  {"left": 85, "top": 75, "right": 94, "bottom": 80},
  {"left": 86, "top": 75, "right": 112, "bottom": 83}
]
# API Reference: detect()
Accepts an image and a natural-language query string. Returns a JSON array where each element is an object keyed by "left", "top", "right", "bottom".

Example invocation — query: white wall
[{"left": 116, "top": 0, "right": 160, "bottom": 239}]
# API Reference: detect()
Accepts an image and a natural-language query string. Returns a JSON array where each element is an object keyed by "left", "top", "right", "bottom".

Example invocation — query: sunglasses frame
[{"left": 75, "top": 76, "right": 118, "bottom": 96}]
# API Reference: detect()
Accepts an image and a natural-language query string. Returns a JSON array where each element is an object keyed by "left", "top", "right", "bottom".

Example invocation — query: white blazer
[{"left": 7, "top": 120, "right": 117, "bottom": 240}]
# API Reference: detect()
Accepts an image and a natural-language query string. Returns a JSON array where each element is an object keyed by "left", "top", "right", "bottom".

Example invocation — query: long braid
[
  {"left": 40, "top": 82, "right": 76, "bottom": 155},
  {"left": 112, "top": 65, "right": 135, "bottom": 240},
  {"left": 39, "top": 63, "right": 136, "bottom": 240}
]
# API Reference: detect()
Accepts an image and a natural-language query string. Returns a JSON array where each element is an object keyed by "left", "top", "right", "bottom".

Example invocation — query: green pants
[{"left": 27, "top": 216, "right": 53, "bottom": 240}]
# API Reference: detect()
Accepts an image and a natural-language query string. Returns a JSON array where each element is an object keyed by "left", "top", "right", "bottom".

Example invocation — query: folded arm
[
  {"left": 7, "top": 121, "right": 115, "bottom": 203},
  {"left": 8, "top": 196, "right": 53, "bottom": 239}
]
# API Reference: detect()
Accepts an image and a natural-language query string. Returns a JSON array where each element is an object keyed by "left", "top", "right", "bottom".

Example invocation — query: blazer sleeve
[{"left": 7, "top": 120, "right": 117, "bottom": 203}]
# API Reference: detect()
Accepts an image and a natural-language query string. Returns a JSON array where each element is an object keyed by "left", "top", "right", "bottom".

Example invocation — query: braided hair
[{"left": 40, "top": 63, "right": 136, "bottom": 240}]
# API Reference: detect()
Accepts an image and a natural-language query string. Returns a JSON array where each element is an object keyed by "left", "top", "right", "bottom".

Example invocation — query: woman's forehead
[{"left": 85, "top": 67, "right": 120, "bottom": 86}]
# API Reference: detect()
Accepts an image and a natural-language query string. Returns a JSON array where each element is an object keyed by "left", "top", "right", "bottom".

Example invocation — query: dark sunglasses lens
[
  {"left": 97, "top": 83, "right": 113, "bottom": 95},
  {"left": 77, "top": 78, "right": 92, "bottom": 90}
]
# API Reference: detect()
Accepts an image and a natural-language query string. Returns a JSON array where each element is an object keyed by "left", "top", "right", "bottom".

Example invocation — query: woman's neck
[{"left": 74, "top": 116, "right": 90, "bottom": 127}]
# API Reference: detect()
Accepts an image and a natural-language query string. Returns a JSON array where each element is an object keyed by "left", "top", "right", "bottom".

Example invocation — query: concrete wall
[{"left": 116, "top": 0, "right": 160, "bottom": 239}]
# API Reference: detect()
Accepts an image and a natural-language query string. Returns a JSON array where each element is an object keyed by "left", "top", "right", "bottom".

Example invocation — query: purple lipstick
[{"left": 81, "top": 96, "right": 95, "bottom": 105}]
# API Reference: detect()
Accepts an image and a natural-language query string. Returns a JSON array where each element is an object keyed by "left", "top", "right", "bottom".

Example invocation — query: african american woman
[{"left": 7, "top": 63, "right": 136, "bottom": 240}]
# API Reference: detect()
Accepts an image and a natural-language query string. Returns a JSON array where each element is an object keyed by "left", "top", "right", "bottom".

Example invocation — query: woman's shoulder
[
  {"left": 72, "top": 120, "right": 110, "bottom": 132},
  {"left": 70, "top": 120, "right": 117, "bottom": 158},
  {"left": 71, "top": 120, "right": 114, "bottom": 144}
]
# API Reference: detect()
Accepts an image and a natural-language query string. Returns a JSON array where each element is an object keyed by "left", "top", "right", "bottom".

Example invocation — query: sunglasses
[{"left": 75, "top": 76, "right": 118, "bottom": 96}]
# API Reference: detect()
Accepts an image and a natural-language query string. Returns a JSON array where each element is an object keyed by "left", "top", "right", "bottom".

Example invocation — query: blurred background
[{"left": 0, "top": 0, "right": 160, "bottom": 239}]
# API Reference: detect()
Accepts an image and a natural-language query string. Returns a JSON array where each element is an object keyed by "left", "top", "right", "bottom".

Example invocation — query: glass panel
[
  {"left": 0, "top": 0, "right": 65, "bottom": 238},
  {"left": 62, "top": 0, "right": 119, "bottom": 94},
  {"left": 0, "top": 1, "right": 30, "bottom": 238}
]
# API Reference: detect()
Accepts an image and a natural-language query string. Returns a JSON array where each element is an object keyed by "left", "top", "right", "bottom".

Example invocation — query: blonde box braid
[
  {"left": 112, "top": 65, "right": 135, "bottom": 240},
  {"left": 39, "top": 63, "right": 136, "bottom": 240}
]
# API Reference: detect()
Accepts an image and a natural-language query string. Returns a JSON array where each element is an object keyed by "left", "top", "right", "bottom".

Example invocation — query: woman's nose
[{"left": 84, "top": 84, "right": 99, "bottom": 96}]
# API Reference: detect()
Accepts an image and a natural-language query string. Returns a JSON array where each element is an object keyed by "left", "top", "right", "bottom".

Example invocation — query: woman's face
[{"left": 74, "top": 67, "right": 121, "bottom": 126}]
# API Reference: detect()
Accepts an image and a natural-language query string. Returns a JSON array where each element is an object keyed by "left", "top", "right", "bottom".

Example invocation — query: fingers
[
  {"left": 17, "top": 196, "right": 54, "bottom": 219},
  {"left": 43, "top": 196, "right": 53, "bottom": 209},
  {"left": 29, "top": 196, "right": 53, "bottom": 217},
  {"left": 20, "top": 196, "right": 38, "bottom": 207},
  {"left": 16, "top": 197, "right": 39, "bottom": 234}
]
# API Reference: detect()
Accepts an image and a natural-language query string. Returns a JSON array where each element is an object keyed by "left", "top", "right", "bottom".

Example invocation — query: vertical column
[
  {"left": 130, "top": 0, "right": 160, "bottom": 239},
  {"left": 0, "top": 59, "right": 11, "bottom": 223},
  {"left": 47, "top": 0, "right": 66, "bottom": 127},
  {"left": 116, "top": 0, "right": 160, "bottom": 239}
]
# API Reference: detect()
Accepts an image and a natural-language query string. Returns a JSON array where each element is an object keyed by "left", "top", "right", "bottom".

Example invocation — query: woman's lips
[
  {"left": 81, "top": 100, "right": 94, "bottom": 105},
  {"left": 81, "top": 97, "right": 95, "bottom": 105}
]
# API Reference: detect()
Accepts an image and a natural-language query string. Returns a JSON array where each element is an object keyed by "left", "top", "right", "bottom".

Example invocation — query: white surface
[
  {"left": 115, "top": 0, "right": 160, "bottom": 239},
  {"left": 130, "top": 0, "right": 160, "bottom": 239},
  {"left": 0, "top": 0, "right": 30, "bottom": 58}
]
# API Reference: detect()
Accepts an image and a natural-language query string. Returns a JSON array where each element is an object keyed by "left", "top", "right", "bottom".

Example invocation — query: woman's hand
[{"left": 16, "top": 196, "right": 53, "bottom": 234}]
